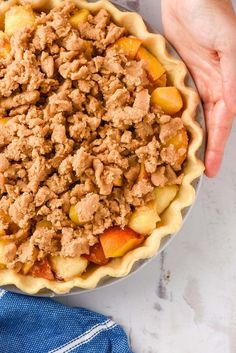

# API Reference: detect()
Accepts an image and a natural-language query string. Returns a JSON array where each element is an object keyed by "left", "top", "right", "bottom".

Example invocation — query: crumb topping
[{"left": 0, "top": 2, "right": 187, "bottom": 270}]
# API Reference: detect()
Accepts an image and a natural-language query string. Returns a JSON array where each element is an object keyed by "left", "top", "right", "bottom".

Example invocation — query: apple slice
[
  {"left": 155, "top": 73, "right": 167, "bottom": 87},
  {"left": 70, "top": 8, "right": 90, "bottom": 28},
  {"left": 0, "top": 210, "right": 11, "bottom": 223},
  {"left": 136, "top": 46, "right": 165, "bottom": 82},
  {"left": 0, "top": 211, "right": 11, "bottom": 238},
  {"left": 0, "top": 31, "right": 10, "bottom": 59},
  {"left": 36, "top": 220, "right": 52, "bottom": 229},
  {"left": 0, "top": 118, "right": 11, "bottom": 125},
  {"left": 84, "top": 242, "right": 109, "bottom": 266},
  {"left": 165, "top": 128, "right": 188, "bottom": 166},
  {"left": 153, "top": 185, "right": 179, "bottom": 215},
  {"left": 69, "top": 205, "right": 85, "bottom": 226},
  {"left": 100, "top": 227, "right": 144, "bottom": 258},
  {"left": 5, "top": 6, "right": 36, "bottom": 36},
  {"left": 151, "top": 86, "right": 183, "bottom": 115},
  {"left": 113, "top": 176, "right": 123, "bottom": 187},
  {"left": 129, "top": 206, "right": 160, "bottom": 235},
  {"left": 30, "top": 258, "right": 54, "bottom": 281},
  {"left": 112, "top": 37, "right": 142, "bottom": 59},
  {"left": 22, "top": 262, "right": 34, "bottom": 275},
  {"left": 50, "top": 255, "right": 88, "bottom": 280}
]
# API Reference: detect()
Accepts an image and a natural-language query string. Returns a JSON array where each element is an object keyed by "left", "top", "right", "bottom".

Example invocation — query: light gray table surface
[{"left": 58, "top": 1, "right": 236, "bottom": 352}]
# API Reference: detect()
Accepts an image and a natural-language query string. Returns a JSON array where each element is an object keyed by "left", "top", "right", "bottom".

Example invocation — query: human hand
[{"left": 161, "top": 0, "right": 236, "bottom": 177}]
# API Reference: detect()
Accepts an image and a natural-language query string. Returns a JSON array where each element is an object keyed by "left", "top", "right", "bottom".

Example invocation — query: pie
[{"left": 0, "top": 0, "right": 204, "bottom": 294}]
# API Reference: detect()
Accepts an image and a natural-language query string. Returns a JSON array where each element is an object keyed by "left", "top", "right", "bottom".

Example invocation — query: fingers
[
  {"left": 205, "top": 100, "right": 234, "bottom": 178},
  {"left": 220, "top": 47, "right": 236, "bottom": 114}
]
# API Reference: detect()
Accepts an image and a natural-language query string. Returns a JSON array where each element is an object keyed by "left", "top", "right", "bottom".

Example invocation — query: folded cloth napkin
[{"left": 0, "top": 289, "right": 132, "bottom": 353}]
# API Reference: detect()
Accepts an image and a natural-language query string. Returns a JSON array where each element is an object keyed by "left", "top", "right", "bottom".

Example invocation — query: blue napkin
[{"left": 0, "top": 289, "right": 132, "bottom": 353}]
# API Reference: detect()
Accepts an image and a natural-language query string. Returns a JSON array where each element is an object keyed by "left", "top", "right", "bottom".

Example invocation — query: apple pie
[{"left": 0, "top": 0, "right": 204, "bottom": 294}]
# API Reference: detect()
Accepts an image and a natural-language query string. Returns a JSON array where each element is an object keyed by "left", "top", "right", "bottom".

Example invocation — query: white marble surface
[{"left": 58, "top": 1, "right": 236, "bottom": 352}]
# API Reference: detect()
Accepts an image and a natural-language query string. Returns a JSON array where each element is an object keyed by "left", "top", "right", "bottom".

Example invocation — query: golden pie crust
[{"left": 0, "top": 0, "right": 204, "bottom": 294}]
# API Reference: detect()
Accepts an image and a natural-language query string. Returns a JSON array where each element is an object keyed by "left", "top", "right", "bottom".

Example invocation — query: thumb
[{"left": 205, "top": 99, "right": 234, "bottom": 178}]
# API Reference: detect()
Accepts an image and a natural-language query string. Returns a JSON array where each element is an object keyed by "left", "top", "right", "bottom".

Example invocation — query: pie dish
[{"left": 0, "top": 0, "right": 204, "bottom": 294}]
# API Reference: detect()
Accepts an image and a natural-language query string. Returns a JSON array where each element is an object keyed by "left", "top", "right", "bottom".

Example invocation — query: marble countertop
[{"left": 58, "top": 1, "right": 236, "bottom": 352}]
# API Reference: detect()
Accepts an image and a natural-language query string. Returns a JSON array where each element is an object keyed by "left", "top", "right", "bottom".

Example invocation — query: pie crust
[{"left": 0, "top": 0, "right": 204, "bottom": 294}]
